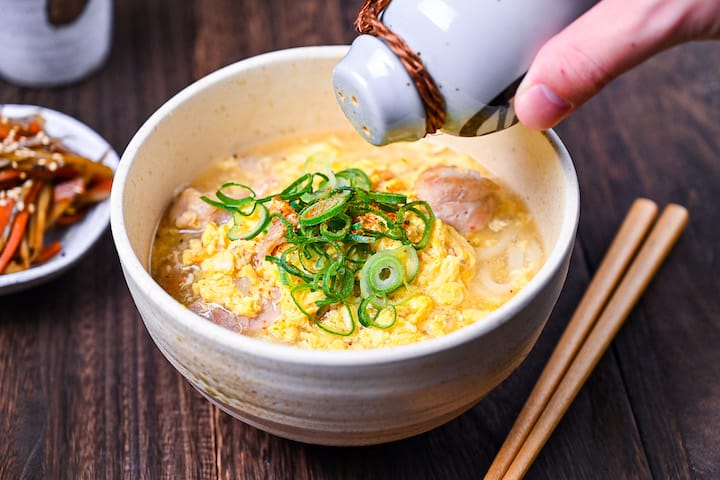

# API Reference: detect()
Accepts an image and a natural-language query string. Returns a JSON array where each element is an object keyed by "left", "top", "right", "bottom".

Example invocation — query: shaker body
[{"left": 333, "top": 0, "right": 598, "bottom": 145}]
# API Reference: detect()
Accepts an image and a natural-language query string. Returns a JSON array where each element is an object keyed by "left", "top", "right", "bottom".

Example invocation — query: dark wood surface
[{"left": 1, "top": 1, "right": 718, "bottom": 478}]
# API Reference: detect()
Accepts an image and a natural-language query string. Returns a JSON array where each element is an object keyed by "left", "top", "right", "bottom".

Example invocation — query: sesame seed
[{"left": 15, "top": 148, "right": 36, "bottom": 159}]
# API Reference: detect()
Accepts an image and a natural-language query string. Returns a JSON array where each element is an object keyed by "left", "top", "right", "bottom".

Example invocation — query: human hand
[{"left": 514, "top": 0, "right": 720, "bottom": 130}]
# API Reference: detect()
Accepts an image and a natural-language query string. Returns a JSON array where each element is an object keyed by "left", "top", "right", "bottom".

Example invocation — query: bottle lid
[{"left": 333, "top": 35, "right": 426, "bottom": 146}]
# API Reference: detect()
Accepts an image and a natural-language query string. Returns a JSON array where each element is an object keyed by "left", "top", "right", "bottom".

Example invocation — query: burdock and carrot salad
[{"left": 0, "top": 113, "right": 114, "bottom": 274}]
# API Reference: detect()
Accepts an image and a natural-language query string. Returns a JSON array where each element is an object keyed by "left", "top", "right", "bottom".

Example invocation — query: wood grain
[{"left": 1, "top": 1, "right": 719, "bottom": 478}]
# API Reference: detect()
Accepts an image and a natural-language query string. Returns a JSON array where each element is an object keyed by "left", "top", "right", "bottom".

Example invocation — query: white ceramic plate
[{"left": 0, "top": 104, "right": 118, "bottom": 295}]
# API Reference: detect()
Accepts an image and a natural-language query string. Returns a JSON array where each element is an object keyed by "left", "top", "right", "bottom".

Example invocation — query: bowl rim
[{"left": 111, "top": 45, "right": 579, "bottom": 366}]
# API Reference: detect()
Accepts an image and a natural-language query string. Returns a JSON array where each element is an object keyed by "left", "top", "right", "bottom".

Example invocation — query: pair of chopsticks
[{"left": 484, "top": 198, "right": 689, "bottom": 480}]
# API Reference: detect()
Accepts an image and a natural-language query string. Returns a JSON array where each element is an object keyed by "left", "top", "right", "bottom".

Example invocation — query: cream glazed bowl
[{"left": 110, "top": 46, "right": 579, "bottom": 446}]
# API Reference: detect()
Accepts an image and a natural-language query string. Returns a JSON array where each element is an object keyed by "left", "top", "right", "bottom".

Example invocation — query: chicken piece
[
  {"left": 255, "top": 219, "right": 287, "bottom": 265},
  {"left": 169, "top": 187, "right": 229, "bottom": 230},
  {"left": 254, "top": 203, "right": 298, "bottom": 264},
  {"left": 415, "top": 165, "right": 496, "bottom": 234},
  {"left": 189, "top": 298, "right": 280, "bottom": 333}
]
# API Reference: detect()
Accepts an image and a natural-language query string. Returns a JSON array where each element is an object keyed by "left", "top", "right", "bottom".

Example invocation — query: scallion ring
[
  {"left": 313, "top": 302, "right": 356, "bottom": 336},
  {"left": 397, "top": 200, "right": 435, "bottom": 249},
  {"left": 359, "top": 250, "right": 406, "bottom": 297},
  {"left": 228, "top": 203, "right": 269, "bottom": 240},
  {"left": 320, "top": 213, "right": 351, "bottom": 240},
  {"left": 336, "top": 168, "right": 371, "bottom": 190},
  {"left": 358, "top": 294, "right": 397, "bottom": 329},
  {"left": 279, "top": 173, "right": 314, "bottom": 200},
  {"left": 215, "top": 182, "right": 257, "bottom": 209},
  {"left": 298, "top": 190, "right": 351, "bottom": 226}
]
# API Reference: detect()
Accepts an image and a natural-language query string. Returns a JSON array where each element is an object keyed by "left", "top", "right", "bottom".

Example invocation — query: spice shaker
[
  {"left": 333, "top": 0, "right": 598, "bottom": 145},
  {"left": 0, "top": 0, "right": 112, "bottom": 87}
]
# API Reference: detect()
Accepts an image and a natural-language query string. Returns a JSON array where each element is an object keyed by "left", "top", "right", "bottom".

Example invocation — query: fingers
[{"left": 514, "top": 0, "right": 709, "bottom": 130}]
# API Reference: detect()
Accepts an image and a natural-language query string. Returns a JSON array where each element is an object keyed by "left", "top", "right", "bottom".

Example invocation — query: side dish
[
  {"left": 0, "top": 113, "right": 114, "bottom": 274},
  {"left": 151, "top": 133, "right": 544, "bottom": 350}
]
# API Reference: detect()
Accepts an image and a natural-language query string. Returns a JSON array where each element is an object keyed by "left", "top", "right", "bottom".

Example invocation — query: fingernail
[{"left": 515, "top": 84, "right": 572, "bottom": 130}]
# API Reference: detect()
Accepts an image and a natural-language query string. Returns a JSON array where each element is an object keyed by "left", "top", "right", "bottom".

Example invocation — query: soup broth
[{"left": 151, "top": 133, "right": 544, "bottom": 350}]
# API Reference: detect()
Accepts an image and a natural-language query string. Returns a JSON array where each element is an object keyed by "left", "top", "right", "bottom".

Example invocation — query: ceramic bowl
[{"left": 110, "top": 46, "right": 579, "bottom": 446}]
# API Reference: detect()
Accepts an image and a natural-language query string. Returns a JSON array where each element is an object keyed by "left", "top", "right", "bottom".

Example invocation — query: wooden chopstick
[
  {"left": 484, "top": 198, "right": 659, "bottom": 480},
  {"left": 484, "top": 200, "right": 689, "bottom": 480}
]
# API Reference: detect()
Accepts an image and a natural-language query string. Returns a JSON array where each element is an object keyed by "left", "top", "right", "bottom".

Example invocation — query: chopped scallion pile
[{"left": 201, "top": 167, "right": 434, "bottom": 335}]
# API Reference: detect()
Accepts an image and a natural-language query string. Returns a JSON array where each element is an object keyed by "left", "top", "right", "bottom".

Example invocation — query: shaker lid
[{"left": 333, "top": 35, "right": 426, "bottom": 146}]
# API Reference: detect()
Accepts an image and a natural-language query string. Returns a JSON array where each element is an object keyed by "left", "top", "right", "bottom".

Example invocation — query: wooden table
[{"left": 1, "top": 1, "right": 718, "bottom": 478}]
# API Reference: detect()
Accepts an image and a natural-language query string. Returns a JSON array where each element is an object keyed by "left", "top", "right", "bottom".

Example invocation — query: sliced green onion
[
  {"left": 290, "top": 284, "right": 319, "bottom": 317},
  {"left": 391, "top": 244, "right": 419, "bottom": 282},
  {"left": 279, "top": 173, "right": 314, "bottom": 200},
  {"left": 227, "top": 203, "right": 269, "bottom": 240},
  {"left": 199, "top": 195, "right": 233, "bottom": 212},
  {"left": 320, "top": 213, "right": 351, "bottom": 240},
  {"left": 359, "top": 250, "right": 406, "bottom": 297},
  {"left": 296, "top": 238, "right": 337, "bottom": 274},
  {"left": 397, "top": 200, "right": 435, "bottom": 249},
  {"left": 313, "top": 302, "right": 356, "bottom": 336},
  {"left": 322, "top": 261, "right": 355, "bottom": 299},
  {"left": 344, "top": 243, "right": 371, "bottom": 268},
  {"left": 336, "top": 168, "right": 371, "bottom": 190},
  {"left": 359, "top": 294, "right": 397, "bottom": 329},
  {"left": 299, "top": 190, "right": 351, "bottom": 226},
  {"left": 368, "top": 191, "right": 406, "bottom": 205},
  {"left": 216, "top": 182, "right": 256, "bottom": 207},
  {"left": 266, "top": 248, "right": 313, "bottom": 282}
]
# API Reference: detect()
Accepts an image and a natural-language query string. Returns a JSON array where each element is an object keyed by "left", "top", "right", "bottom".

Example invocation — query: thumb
[{"left": 514, "top": 0, "right": 699, "bottom": 130}]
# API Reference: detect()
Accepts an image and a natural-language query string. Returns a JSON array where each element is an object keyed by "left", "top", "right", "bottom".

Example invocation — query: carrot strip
[
  {"left": 34, "top": 241, "right": 62, "bottom": 265},
  {"left": 0, "top": 198, "right": 16, "bottom": 235},
  {"left": 27, "top": 120, "right": 42, "bottom": 135},
  {"left": 0, "top": 210, "right": 30, "bottom": 273}
]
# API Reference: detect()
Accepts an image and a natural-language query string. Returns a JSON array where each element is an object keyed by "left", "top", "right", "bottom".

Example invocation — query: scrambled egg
[{"left": 182, "top": 214, "right": 496, "bottom": 349}]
